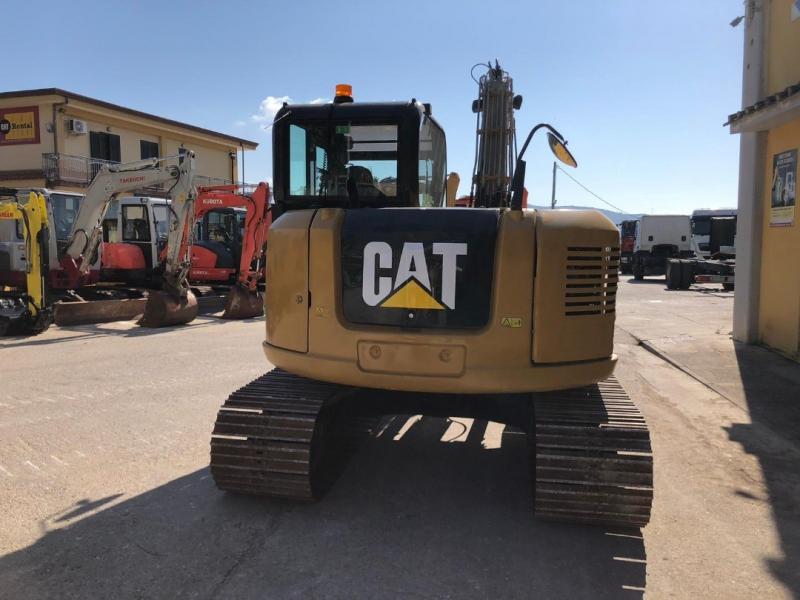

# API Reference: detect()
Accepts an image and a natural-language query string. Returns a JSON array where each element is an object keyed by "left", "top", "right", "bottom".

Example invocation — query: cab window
[
  {"left": 152, "top": 205, "right": 169, "bottom": 239},
  {"left": 122, "top": 205, "right": 151, "bottom": 241},
  {"left": 49, "top": 193, "right": 83, "bottom": 241},
  {"left": 289, "top": 123, "right": 399, "bottom": 200},
  {"left": 206, "top": 211, "right": 238, "bottom": 246},
  {"left": 102, "top": 200, "right": 119, "bottom": 243},
  {"left": 419, "top": 116, "right": 446, "bottom": 207}
]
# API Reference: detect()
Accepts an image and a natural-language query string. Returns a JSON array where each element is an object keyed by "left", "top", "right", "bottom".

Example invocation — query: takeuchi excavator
[
  {"left": 0, "top": 189, "right": 52, "bottom": 336},
  {"left": 181, "top": 183, "right": 271, "bottom": 319},
  {"left": 59, "top": 151, "right": 199, "bottom": 327},
  {"left": 211, "top": 66, "right": 653, "bottom": 528}
]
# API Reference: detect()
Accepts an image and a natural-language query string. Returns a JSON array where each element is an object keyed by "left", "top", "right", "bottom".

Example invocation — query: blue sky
[{"left": 5, "top": 0, "right": 744, "bottom": 214}]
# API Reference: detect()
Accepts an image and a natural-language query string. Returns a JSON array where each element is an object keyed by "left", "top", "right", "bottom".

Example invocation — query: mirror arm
[
  {"left": 517, "top": 123, "right": 565, "bottom": 162},
  {"left": 509, "top": 159, "right": 527, "bottom": 210},
  {"left": 508, "top": 123, "right": 567, "bottom": 210}
]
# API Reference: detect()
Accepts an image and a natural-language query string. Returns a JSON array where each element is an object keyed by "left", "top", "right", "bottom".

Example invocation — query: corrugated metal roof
[{"left": 725, "top": 82, "right": 800, "bottom": 126}]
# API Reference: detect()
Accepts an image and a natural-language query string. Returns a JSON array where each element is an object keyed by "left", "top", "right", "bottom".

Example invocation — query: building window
[
  {"left": 90, "top": 131, "right": 121, "bottom": 162},
  {"left": 140, "top": 140, "right": 159, "bottom": 160}
]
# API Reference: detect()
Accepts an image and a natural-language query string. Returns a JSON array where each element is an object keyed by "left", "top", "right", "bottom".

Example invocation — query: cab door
[{"left": 121, "top": 201, "right": 155, "bottom": 269}]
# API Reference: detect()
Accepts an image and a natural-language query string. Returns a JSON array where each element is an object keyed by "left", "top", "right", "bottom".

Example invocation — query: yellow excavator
[
  {"left": 0, "top": 189, "right": 52, "bottom": 336},
  {"left": 210, "top": 65, "right": 653, "bottom": 528}
]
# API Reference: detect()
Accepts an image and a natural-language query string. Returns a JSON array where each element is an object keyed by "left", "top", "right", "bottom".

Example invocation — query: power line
[{"left": 555, "top": 164, "right": 631, "bottom": 215}]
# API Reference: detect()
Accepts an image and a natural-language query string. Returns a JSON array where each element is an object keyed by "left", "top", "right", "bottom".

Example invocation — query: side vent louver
[{"left": 564, "top": 246, "right": 619, "bottom": 317}]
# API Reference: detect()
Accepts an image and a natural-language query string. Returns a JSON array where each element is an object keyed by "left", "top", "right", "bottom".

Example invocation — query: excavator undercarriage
[{"left": 211, "top": 370, "right": 652, "bottom": 527}]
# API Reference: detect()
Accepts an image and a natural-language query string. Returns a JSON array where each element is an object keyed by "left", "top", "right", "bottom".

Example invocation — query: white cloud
[
  {"left": 233, "top": 120, "right": 246, "bottom": 127},
  {"left": 250, "top": 96, "right": 331, "bottom": 129},
  {"left": 252, "top": 95, "right": 292, "bottom": 123}
]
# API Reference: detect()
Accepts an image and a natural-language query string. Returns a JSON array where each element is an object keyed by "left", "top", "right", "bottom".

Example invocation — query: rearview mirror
[{"left": 547, "top": 132, "right": 577, "bottom": 168}]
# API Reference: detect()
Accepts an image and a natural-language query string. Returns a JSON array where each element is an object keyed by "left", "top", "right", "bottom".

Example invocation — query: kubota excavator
[
  {"left": 0, "top": 189, "right": 52, "bottom": 336},
  {"left": 59, "top": 151, "right": 198, "bottom": 327},
  {"left": 210, "top": 66, "right": 652, "bottom": 528},
  {"left": 181, "top": 183, "right": 271, "bottom": 319}
]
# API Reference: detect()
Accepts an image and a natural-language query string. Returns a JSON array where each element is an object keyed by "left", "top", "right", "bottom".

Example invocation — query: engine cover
[{"left": 340, "top": 209, "right": 498, "bottom": 329}]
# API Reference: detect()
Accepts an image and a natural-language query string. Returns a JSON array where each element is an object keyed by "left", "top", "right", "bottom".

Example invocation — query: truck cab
[
  {"left": 618, "top": 219, "right": 637, "bottom": 274},
  {"left": 631, "top": 214, "right": 693, "bottom": 280},
  {"left": 690, "top": 208, "right": 737, "bottom": 258}
]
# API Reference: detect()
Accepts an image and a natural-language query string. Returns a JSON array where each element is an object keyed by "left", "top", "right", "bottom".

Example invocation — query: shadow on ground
[
  {"left": 0, "top": 417, "right": 646, "bottom": 599},
  {"left": 0, "top": 315, "right": 263, "bottom": 349},
  {"left": 624, "top": 278, "right": 665, "bottom": 285},
  {"left": 728, "top": 344, "right": 800, "bottom": 598}
]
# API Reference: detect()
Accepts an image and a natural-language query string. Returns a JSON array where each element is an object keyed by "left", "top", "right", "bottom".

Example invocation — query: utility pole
[{"left": 550, "top": 161, "right": 557, "bottom": 208}]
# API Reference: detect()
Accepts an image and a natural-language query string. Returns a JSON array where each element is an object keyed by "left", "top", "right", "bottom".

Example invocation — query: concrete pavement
[{"left": 0, "top": 280, "right": 798, "bottom": 598}]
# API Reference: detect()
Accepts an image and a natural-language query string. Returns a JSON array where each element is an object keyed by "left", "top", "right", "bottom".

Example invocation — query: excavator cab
[{"left": 271, "top": 99, "right": 447, "bottom": 217}]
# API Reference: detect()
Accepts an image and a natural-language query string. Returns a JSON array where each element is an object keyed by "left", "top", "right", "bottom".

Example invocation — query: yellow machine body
[
  {"left": 0, "top": 192, "right": 50, "bottom": 326},
  {"left": 263, "top": 207, "right": 619, "bottom": 394}
]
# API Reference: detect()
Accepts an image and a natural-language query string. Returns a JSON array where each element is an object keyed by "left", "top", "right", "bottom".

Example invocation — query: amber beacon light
[{"left": 334, "top": 84, "right": 354, "bottom": 104}]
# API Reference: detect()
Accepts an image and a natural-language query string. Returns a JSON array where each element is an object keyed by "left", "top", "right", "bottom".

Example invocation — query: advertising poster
[
  {"left": 770, "top": 149, "right": 797, "bottom": 227},
  {"left": 0, "top": 106, "right": 40, "bottom": 145}
]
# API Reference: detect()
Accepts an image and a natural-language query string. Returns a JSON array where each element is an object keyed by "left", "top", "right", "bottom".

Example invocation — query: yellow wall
[
  {"left": 756, "top": 0, "right": 800, "bottom": 356},
  {"left": 58, "top": 113, "right": 161, "bottom": 163},
  {"left": 766, "top": 0, "right": 800, "bottom": 94},
  {"left": 758, "top": 118, "right": 800, "bottom": 355}
]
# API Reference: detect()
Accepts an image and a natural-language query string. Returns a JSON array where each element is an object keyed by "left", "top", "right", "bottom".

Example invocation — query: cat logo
[{"left": 362, "top": 241, "right": 467, "bottom": 310}]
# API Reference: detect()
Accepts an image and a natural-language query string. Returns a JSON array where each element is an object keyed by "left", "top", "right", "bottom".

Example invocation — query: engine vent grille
[{"left": 564, "top": 246, "right": 619, "bottom": 316}]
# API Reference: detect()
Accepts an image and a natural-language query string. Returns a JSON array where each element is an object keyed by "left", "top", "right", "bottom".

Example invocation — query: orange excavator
[{"left": 182, "top": 183, "right": 271, "bottom": 319}]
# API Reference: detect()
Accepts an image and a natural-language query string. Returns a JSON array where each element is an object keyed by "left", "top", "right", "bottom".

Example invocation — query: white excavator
[{"left": 59, "top": 150, "right": 199, "bottom": 327}]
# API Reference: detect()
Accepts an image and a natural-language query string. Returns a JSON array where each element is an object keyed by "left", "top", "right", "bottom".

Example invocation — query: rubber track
[
  {"left": 533, "top": 377, "right": 653, "bottom": 528},
  {"left": 210, "top": 369, "right": 375, "bottom": 500}
]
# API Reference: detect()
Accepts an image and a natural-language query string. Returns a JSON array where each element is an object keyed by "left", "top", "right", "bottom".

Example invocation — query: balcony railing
[
  {"left": 42, "top": 153, "right": 116, "bottom": 185},
  {"left": 41, "top": 153, "right": 243, "bottom": 196}
]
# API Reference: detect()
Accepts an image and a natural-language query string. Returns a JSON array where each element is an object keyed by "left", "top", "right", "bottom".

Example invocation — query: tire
[
  {"left": 633, "top": 263, "right": 644, "bottom": 280},
  {"left": 723, "top": 282, "right": 734, "bottom": 291},
  {"left": 678, "top": 260, "right": 693, "bottom": 290},
  {"left": 666, "top": 260, "right": 680, "bottom": 289}
]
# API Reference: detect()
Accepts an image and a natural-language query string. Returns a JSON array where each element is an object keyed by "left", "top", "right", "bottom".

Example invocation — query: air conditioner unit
[{"left": 67, "top": 119, "right": 88, "bottom": 135}]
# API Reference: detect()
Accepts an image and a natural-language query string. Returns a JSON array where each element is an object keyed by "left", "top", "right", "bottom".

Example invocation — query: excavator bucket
[
  {"left": 138, "top": 289, "right": 199, "bottom": 328},
  {"left": 221, "top": 285, "right": 264, "bottom": 320}
]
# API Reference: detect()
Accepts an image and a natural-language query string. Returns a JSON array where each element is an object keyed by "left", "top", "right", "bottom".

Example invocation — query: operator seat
[
  {"left": 133, "top": 219, "right": 149, "bottom": 241},
  {"left": 347, "top": 165, "right": 383, "bottom": 198}
]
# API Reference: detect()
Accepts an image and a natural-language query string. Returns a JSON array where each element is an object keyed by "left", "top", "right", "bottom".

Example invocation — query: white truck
[
  {"left": 631, "top": 214, "right": 693, "bottom": 280},
  {"left": 691, "top": 208, "right": 737, "bottom": 258}
]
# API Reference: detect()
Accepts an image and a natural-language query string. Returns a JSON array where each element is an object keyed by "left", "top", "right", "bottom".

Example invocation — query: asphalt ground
[{"left": 0, "top": 279, "right": 797, "bottom": 599}]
